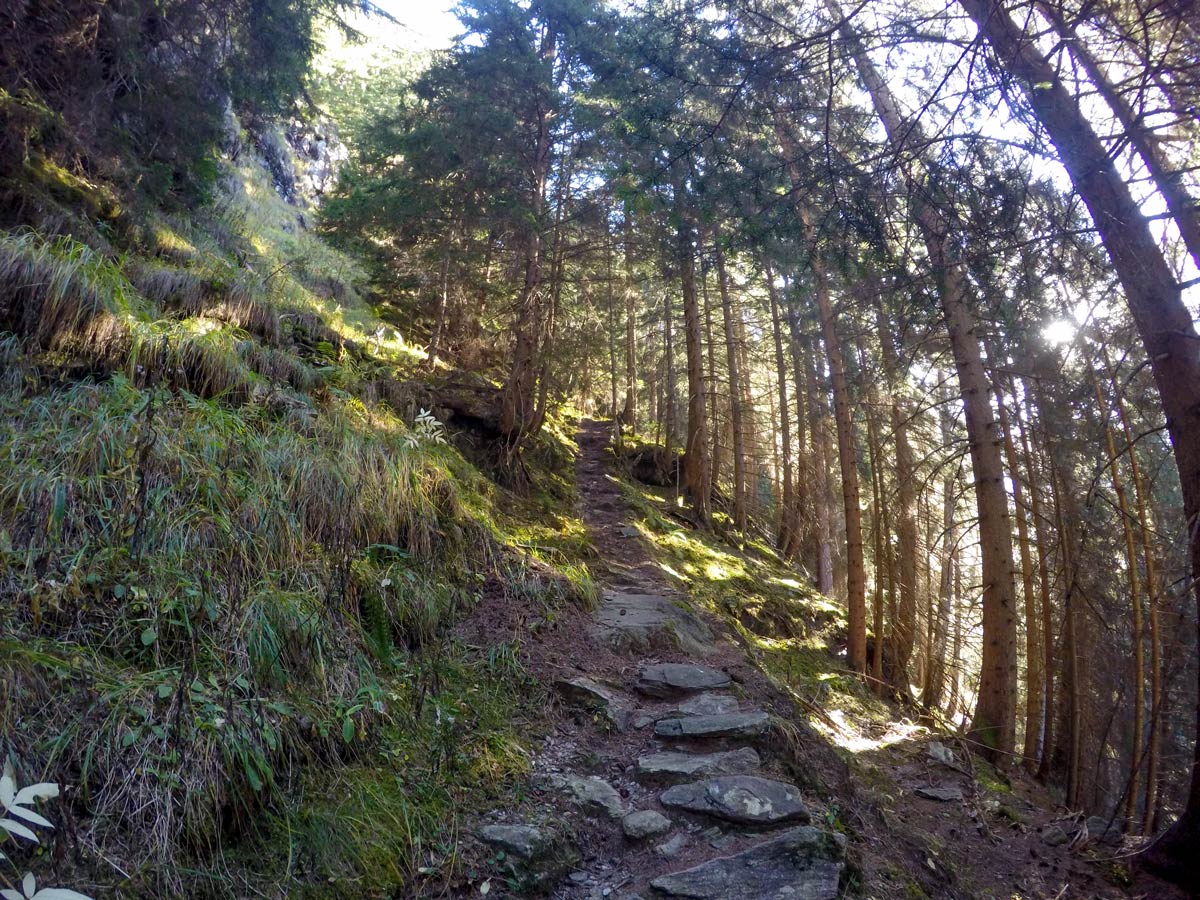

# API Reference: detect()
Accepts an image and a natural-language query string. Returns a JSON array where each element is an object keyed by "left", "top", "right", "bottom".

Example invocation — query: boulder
[
  {"left": 660, "top": 776, "right": 810, "bottom": 827},
  {"left": 543, "top": 774, "right": 625, "bottom": 818},
  {"left": 622, "top": 809, "right": 673, "bottom": 840},
  {"left": 478, "top": 824, "right": 546, "bottom": 859},
  {"left": 650, "top": 826, "right": 845, "bottom": 899}
]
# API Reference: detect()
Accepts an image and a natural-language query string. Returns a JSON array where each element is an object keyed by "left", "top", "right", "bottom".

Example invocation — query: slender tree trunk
[
  {"left": 877, "top": 298, "right": 918, "bottom": 684},
  {"left": 992, "top": 374, "right": 1041, "bottom": 771},
  {"left": 715, "top": 237, "right": 747, "bottom": 532},
  {"left": 427, "top": 230, "right": 454, "bottom": 371},
  {"left": 663, "top": 290, "right": 677, "bottom": 453},
  {"left": 673, "top": 170, "right": 710, "bottom": 522},
  {"left": 1019, "top": 378, "right": 1056, "bottom": 780},
  {"left": 800, "top": 218, "right": 867, "bottom": 672},
  {"left": 766, "top": 263, "right": 796, "bottom": 554},
  {"left": 702, "top": 248, "right": 722, "bottom": 496},
  {"left": 784, "top": 294, "right": 810, "bottom": 561},
  {"left": 500, "top": 30, "right": 556, "bottom": 446},
  {"left": 832, "top": 7, "right": 1017, "bottom": 754},
  {"left": 804, "top": 335, "right": 836, "bottom": 596},
  {"left": 959, "top": 0, "right": 1200, "bottom": 865},
  {"left": 924, "top": 376, "right": 958, "bottom": 713},
  {"left": 622, "top": 206, "right": 638, "bottom": 426},
  {"left": 865, "top": 373, "right": 888, "bottom": 691},
  {"left": 1088, "top": 367, "right": 1144, "bottom": 826}
]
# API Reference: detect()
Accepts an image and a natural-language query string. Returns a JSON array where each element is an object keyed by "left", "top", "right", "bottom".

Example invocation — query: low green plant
[{"left": 0, "top": 761, "right": 92, "bottom": 900}]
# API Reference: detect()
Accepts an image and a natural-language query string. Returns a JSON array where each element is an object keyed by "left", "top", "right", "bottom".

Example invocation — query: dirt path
[{"left": 465, "top": 421, "right": 1182, "bottom": 900}]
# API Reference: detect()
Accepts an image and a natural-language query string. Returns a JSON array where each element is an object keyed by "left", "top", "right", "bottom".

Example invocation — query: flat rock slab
[
  {"left": 672, "top": 692, "right": 738, "bottom": 717},
  {"left": 637, "top": 664, "right": 731, "bottom": 698},
  {"left": 555, "top": 676, "right": 633, "bottom": 731},
  {"left": 593, "top": 594, "right": 716, "bottom": 656},
  {"left": 660, "top": 776, "right": 810, "bottom": 827},
  {"left": 914, "top": 786, "right": 963, "bottom": 802},
  {"left": 650, "top": 826, "right": 845, "bottom": 899},
  {"left": 636, "top": 749, "right": 762, "bottom": 783},
  {"left": 655, "top": 711, "right": 770, "bottom": 740},
  {"left": 543, "top": 774, "right": 625, "bottom": 818}
]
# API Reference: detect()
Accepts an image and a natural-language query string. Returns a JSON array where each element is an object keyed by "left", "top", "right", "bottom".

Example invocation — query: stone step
[
  {"left": 654, "top": 710, "right": 770, "bottom": 740},
  {"left": 636, "top": 662, "right": 731, "bottom": 697},
  {"left": 672, "top": 692, "right": 738, "bottom": 717},
  {"left": 660, "top": 775, "right": 810, "bottom": 827},
  {"left": 593, "top": 595, "right": 716, "bottom": 655},
  {"left": 650, "top": 826, "right": 845, "bottom": 899},
  {"left": 635, "top": 748, "right": 762, "bottom": 783}
]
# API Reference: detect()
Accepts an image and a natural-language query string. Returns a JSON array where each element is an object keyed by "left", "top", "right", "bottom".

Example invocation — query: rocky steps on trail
[{"left": 468, "top": 424, "right": 847, "bottom": 899}]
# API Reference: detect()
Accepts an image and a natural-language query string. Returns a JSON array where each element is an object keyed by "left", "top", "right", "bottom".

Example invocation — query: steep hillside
[{"left": 0, "top": 111, "right": 598, "bottom": 898}]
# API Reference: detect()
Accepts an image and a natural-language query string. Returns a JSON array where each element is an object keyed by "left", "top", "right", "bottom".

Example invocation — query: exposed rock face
[
  {"left": 650, "top": 826, "right": 845, "bottom": 899},
  {"left": 654, "top": 711, "right": 770, "bottom": 740},
  {"left": 636, "top": 749, "right": 762, "bottom": 783},
  {"left": 594, "top": 597, "right": 718, "bottom": 656},
  {"left": 660, "top": 776, "right": 810, "bottom": 827},
  {"left": 623, "top": 809, "right": 673, "bottom": 839},
  {"left": 636, "top": 663, "right": 731, "bottom": 697}
]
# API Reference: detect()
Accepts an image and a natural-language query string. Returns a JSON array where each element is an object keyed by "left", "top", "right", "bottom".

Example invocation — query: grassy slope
[{"left": 0, "top": 124, "right": 596, "bottom": 898}]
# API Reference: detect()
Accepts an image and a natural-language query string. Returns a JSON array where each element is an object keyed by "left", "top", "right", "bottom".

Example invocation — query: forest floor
[{"left": 456, "top": 420, "right": 1187, "bottom": 900}]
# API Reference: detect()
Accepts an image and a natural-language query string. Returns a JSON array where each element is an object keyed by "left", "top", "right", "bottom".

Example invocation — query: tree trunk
[
  {"left": 715, "top": 236, "right": 747, "bottom": 532},
  {"left": 622, "top": 205, "right": 638, "bottom": 425},
  {"left": 833, "top": 6, "right": 1017, "bottom": 754},
  {"left": 766, "top": 263, "right": 796, "bottom": 554},
  {"left": 663, "top": 289, "right": 677, "bottom": 453},
  {"left": 702, "top": 248, "right": 722, "bottom": 496},
  {"left": 797, "top": 206, "right": 867, "bottom": 673},
  {"left": 992, "top": 373, "right": 1041, "bottom": 771},
  {"left": 673, "top": 170, "right": 710, "bottom": 522},
  {"left": 1089, "top": 367, "right": 1144, "bottom": 826},
  {"left": 1019, "top": 377, "right": 1056, "bottom": 780},
  {"left": 500, "top": 29, "right": 556, "bottom": 446},
  {"left": 803, "top": 335, "right": 836, "bottom": 597},
  {"left": 877, "top": 297, "right": 918, "bottom": 685}
]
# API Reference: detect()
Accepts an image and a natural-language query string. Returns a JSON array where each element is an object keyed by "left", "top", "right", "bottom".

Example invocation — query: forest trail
[{"left": 468, "top": 421, "right": 1176, "bottom": 900}]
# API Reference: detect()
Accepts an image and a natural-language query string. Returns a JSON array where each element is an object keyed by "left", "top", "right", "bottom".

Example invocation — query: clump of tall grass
[{"left": 0, "top": 372, "right": 485, "bottom": 891}]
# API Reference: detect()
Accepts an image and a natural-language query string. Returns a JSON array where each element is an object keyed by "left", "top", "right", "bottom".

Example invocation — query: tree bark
[
  {"left": 766, "top": 263, "right": 796, "bottom": 555},
  {"left": 672, "top": 168, "right": 711, "bottom": 522},
  {"left": 992, "top": 373, "right": 1041, "bottom": 771},
  {"left": 622, "top": 205, "right": 638, "bottom": 425},
  {"left": 715, "top": 236, "right": 748, "bottom": 532}
]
